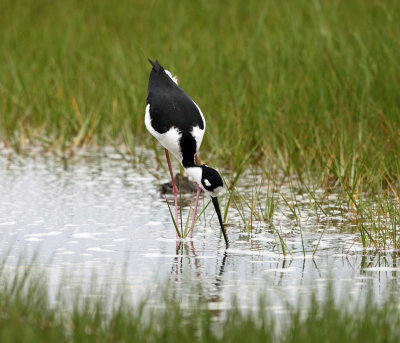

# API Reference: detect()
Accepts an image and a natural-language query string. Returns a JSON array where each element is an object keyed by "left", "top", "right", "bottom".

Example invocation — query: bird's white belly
[
  {"left": 145, "top": 104, "right": 206, "bottom": 163},
  {"left": 145, "top": 104, "right": 183, "bottom": 161},
  {"left": 156, "top": 128, "right": 183, "bottom": 161}
]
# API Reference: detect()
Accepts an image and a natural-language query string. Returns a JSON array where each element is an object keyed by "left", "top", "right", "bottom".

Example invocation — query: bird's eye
[{"left": 204, "top": 179, "right": 211, "bottom": 187}]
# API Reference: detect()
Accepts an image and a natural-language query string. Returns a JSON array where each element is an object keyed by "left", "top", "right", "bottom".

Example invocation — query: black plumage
[{"left": 146, "top": 60, "right": 204, "bottom": 134}]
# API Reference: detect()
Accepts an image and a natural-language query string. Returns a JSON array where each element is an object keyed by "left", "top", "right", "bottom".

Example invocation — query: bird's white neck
[{"left": 185, "top": 166, "right": 202, "bottom": 187}]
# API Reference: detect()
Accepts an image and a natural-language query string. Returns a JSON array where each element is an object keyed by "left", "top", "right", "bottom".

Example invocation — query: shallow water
[{"left": 0, "top": 148, "right": 399, "bottom": 312}]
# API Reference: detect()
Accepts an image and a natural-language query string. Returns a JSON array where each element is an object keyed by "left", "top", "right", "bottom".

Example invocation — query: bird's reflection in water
[{"left": 170, "top": 241, "right": 228, "bottom": 314}]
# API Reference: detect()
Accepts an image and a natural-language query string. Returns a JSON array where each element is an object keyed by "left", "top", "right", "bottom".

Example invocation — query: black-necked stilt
[{"left": 145, "top": 59, "right": 228, "bottom": 248}]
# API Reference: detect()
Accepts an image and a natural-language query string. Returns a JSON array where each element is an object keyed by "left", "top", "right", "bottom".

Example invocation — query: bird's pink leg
[
  {"left": 190, "top": 155, "right": 201, "bottom": 238},
  {"left": 165, "top": 149, "right": 179, "bottom": 239},
  {"left": 189, "top": 186, "right": 201, "bottom": 238}
]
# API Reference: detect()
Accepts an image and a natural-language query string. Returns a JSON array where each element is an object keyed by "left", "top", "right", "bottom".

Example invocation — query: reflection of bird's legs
[
  {"left": 190, "top": 241, "right": 200, "bottom": 270},
  {"left": 190, "top": 155, "right": 201, "bottom": 238},
  {"left": 165, "top": 149, "right": 179, "bottom": 239},
  {"left": 171, "top": 241, "right": 182, "bottom": 281}
]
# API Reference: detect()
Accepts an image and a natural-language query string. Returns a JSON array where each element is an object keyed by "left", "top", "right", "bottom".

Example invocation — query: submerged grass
[
  {"left": 1, "top": 0, "right": 400, "bottom": 248},
  {"left": 1, "top": 258, "right": 400, "bottom": 342}
]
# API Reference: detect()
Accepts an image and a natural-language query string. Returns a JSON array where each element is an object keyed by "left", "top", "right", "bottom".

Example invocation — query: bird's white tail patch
[{"left": 165, "top": 69, "right": 178, "bottom": 85}]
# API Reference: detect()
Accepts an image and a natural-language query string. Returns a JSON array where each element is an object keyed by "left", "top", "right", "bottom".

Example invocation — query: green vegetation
[
  {"left": 0, "top": 260, "right": 399, "bottom": 342},
  {"left": 1, "top": 2, "right": 399, "bottom": 340},
  {"left": 1, "top": 0, "right": 399, "bottom": 247}
]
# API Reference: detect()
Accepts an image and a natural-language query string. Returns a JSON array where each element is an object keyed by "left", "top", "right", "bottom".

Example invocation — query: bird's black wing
[{"left": 147, "top": 71, "right": 204, "bottom": 134}]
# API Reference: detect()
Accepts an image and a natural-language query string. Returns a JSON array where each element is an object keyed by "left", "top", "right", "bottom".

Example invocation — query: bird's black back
[{"left": 146, "top": 62, "right": 204, "bottom": 134}]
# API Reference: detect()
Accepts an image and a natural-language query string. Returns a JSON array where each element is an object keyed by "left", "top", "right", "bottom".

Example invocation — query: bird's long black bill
[{"left": 212, "top": 197, "right": 229, "bottom": 248}]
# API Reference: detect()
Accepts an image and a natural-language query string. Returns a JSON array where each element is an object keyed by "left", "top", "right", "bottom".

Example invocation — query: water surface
[{"left": 0, "top": 148, "right": 399, "bottom": 311}]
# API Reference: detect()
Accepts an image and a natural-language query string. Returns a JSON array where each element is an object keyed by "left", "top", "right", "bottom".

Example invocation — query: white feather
[
  {"left": 145, "top": 104, "right": 182, "bottom": 161},
  {"left": 185, "top": 167, "right": 202, "bottom": 185},
  {"left": 191, "top": 126, "right": 205, "bottom": 151},
  {"left": 165, "top": 69, "right": 178, "bottom": 85},
  {"left": 192, "top": 100, "right": 206, "bottom": 131},
  {"left": 210, "top": 186, "right": 225, "bottom": 197}
]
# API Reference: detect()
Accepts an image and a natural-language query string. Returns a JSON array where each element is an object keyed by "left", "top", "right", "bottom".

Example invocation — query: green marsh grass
[
  {"left": 1, "top": 0, "right": 399, "bottom": 181},
  {"left": 1, "top": 257, "right": 400, "bottom": 342},
  {"left": 1, "top": 0, "right": 400, "bottom": 248}
]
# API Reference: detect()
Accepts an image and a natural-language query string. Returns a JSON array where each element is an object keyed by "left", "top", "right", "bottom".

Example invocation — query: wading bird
[{"left": 145, "top": 59, "right": 228, "bottom": 247}]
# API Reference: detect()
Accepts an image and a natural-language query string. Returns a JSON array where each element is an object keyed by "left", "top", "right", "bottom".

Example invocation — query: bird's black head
[
  {"left": 201, "top": 165, "right": 228, "bottom": 247},
  {"left": 200, "top": 165, "right": 225, "bottom": 197},
  {"left": 184, "top": 165, "right": 228, "bottom": 247}
]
